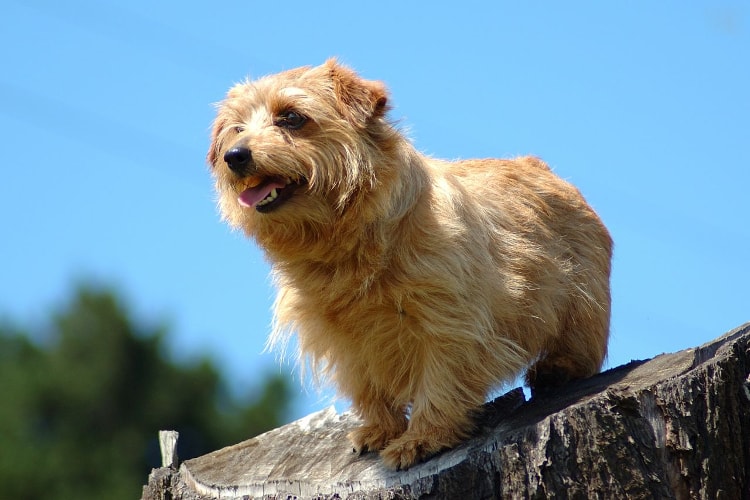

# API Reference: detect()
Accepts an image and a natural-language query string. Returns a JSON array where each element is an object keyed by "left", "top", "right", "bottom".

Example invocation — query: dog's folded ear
[
  {"left": 324, "top": 58, "right": 389, "bottom": 127},
  {"left": 207, "top": 111, "right": 228, "bottom": 167}
]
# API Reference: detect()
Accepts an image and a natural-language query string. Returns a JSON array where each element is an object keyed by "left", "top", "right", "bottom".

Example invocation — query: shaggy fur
[{"left": 207, "top": 59, "right": 613, "bottom": 469}]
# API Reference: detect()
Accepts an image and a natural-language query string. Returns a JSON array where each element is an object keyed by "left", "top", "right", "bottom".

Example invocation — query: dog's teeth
[{"left": 257, "top": 188, "right": 279, "bottom": 207}]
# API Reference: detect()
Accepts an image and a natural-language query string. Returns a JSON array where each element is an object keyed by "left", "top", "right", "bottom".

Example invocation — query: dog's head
[{"left": 208, "top": 59, "right": 395, "bottom": 242}]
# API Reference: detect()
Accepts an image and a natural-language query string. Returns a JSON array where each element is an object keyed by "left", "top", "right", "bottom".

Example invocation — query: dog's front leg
[
  {"left": 347, "top": 396, "right": 408, "bottom": 456},
  {"left": 379, "top": 366, "right": 482, "bottom": 470}
]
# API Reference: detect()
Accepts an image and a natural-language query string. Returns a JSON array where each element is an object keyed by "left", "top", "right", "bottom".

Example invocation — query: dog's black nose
[{"left": 224, "top": 146, "right": 252, "bottom": 174}]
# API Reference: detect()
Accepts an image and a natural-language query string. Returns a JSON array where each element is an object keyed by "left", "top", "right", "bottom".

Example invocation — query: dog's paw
[
  {"left": 348, "top": 424, "right": 401, "bottom": 455},
  {"left": 380, "top": 433, "right": 445, "bottom": 470}
]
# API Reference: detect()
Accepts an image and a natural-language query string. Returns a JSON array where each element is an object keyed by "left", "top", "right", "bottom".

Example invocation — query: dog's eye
[
  {"left": 234, "top": 126, "right": 244, "bottom": 133},
  {"left": 275, "top": 111, "right": 307, "bottom": 130}
]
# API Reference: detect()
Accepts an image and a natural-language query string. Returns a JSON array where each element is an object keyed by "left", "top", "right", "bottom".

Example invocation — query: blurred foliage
[{"left": 0, "top": 285, "right": 293, "bottom": 500}]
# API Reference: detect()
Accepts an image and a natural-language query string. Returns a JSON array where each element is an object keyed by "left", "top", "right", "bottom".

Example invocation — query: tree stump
[{"left": 142, "top": 322, "right": 750, "bottom": 499}]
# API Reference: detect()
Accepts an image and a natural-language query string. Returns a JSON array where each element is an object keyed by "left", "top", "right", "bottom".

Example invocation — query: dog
[{"left": 207, "top": 59, "right": 612, "bottom": 470}]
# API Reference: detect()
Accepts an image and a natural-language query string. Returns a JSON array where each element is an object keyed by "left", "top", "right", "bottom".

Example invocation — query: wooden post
[
  {"left": 142, "top": 322, "right": 750, "bottom": 499},
  {"left": 158, "top": 430, "right": 179, "bottom": 468}
]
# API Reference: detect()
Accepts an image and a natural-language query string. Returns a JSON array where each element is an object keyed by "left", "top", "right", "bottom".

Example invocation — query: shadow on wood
[{"left": 142, "top": 323, "right": 750, "bottom": 499}]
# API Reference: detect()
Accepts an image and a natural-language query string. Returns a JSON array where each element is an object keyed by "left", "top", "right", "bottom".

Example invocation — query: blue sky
[{"left": 1, "top": 1, "right": 748, "bottom": 419}]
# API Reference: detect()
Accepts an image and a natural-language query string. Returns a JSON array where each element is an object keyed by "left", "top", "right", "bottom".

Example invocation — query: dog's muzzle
[{"left": 223, "top": 144, "right": 308, "bottom": 213}]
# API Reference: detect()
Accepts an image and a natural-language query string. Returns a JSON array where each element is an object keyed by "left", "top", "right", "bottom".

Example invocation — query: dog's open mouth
[{"left": 237, "top": 176, "right": 306, "bottom": 213}]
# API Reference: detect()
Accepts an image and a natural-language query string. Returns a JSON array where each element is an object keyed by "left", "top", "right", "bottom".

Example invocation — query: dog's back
[{"left": 444, "top": 156, "right": 612, "bottom": 393}]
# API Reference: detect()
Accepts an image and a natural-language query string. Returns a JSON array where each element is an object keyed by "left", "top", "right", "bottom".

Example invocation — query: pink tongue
[{"left": 238, "top": 179, "right": 288, "bottom": 208}]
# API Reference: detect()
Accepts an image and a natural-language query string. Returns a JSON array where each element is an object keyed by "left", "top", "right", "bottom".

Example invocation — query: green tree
[{"left": 0, "top": 285, "right": 293, "bottom": 500}]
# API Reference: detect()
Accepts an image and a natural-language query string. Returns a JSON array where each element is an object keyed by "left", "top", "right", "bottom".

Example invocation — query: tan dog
[{"left": 207, "top": 59, "right": 612, "bottom": 470}]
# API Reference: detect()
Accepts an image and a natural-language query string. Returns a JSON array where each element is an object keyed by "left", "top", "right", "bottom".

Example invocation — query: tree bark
[{"left": 142, "top": 322, "right": 750, "bottom": 499}]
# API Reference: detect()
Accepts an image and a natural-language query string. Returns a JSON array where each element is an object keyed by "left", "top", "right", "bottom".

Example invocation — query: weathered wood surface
[{"left": 142, "top": 323, "right": 750, "bottom": 499}]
